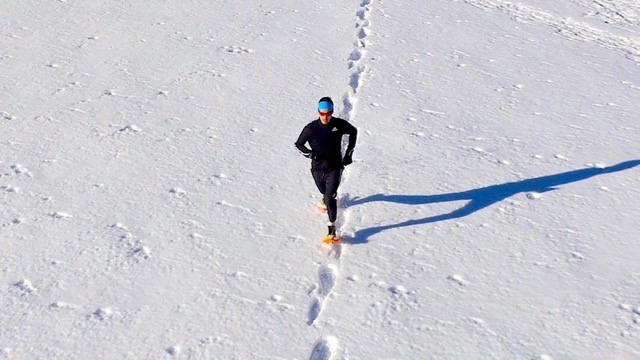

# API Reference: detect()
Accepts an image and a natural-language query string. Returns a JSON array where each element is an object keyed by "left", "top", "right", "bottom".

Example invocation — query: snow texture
[{"left": 2, "top": 0, "right": 640, "bottom": 359}]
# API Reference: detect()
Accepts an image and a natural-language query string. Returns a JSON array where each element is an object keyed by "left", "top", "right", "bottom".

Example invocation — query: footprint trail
[
  {"left": 307, "top": 0, "right": 374, "bottom": 358},
  {"left": 342, "top": 0, "right": 373, "bottom": 119}
]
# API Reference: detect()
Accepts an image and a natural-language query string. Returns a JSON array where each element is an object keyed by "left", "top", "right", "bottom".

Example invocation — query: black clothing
[
  {"left": 296, "top": 116, "right": 357, "bottom": 224},
  {"left": 312, "top": 168, "right": 342, "bottom": 223},
  {"left": 295, "top": 117, "right": 358, "bottom": 171}
]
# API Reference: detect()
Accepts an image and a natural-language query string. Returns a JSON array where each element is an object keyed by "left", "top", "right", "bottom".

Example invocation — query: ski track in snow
[
  {"left": 307, "top": 1, "right": 373, "bottom": 358},
  {"left": 464, "top": 0, "right": 640, "bottom": 62}
]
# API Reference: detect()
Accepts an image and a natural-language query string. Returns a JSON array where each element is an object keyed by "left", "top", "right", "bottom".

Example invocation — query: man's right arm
[{"left": 295, "top": 125, "right": 313, "bottom": 157}]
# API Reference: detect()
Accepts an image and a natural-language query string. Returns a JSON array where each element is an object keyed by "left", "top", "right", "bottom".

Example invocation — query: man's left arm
[{"left": 342, "top": 121, "right": 358, "bottom": 166}]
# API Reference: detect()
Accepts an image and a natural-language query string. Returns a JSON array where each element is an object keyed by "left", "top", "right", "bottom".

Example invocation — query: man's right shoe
[{"left": 316, "top": 198, "right": 328, "bottom": 211}]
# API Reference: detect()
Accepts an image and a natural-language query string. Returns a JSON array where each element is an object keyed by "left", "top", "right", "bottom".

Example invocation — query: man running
[{"left": 295, "top": 97, "right": 358, "bottom": 243}]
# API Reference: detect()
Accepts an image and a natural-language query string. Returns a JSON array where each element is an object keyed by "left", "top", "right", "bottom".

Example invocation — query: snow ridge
[{"left": 464, "top": 0, "right": 640, "bottom": 62}]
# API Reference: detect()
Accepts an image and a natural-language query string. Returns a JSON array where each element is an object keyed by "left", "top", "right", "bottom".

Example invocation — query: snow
[{"left": 1, "top": 0, "right": 640, "bottom": 359}]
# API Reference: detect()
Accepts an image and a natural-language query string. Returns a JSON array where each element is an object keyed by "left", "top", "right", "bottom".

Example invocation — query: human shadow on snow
[{"left": 344, "top": 160, "right": 640, "bottom": 244}]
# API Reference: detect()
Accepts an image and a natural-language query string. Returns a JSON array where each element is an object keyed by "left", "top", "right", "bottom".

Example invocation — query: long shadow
[{"left": 345, "top": 160, "right": 640, "bottom": 244}]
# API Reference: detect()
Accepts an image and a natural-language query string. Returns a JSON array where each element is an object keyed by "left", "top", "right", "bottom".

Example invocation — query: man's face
[{"left": 319, "top": 111, "right": 332, "bottom": 124}]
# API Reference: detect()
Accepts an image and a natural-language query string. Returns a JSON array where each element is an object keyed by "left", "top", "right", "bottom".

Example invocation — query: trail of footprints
[
  {"left": 341, "top": 0, "right": 372, "bottom": 119},
  {"left": 308, "top": 1, "right": 373, "bottom": 359}
]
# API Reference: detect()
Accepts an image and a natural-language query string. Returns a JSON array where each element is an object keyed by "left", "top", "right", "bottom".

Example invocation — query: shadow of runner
[{"left": 345, "top": 160, "right": 640, "bottom": 244}]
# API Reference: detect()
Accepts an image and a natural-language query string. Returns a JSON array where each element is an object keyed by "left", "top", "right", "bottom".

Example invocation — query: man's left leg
[{"left": 324, "top": 168, "right": 343, "bottom": 236}]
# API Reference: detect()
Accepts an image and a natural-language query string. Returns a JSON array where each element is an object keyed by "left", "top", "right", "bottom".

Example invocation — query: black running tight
[{"left": 311, "top": 168, "right": 343, "bottom": 223}]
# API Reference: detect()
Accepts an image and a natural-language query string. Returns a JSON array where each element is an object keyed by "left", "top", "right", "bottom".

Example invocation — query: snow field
[{"left": 2, "top": 0, "right": 640, "bottom": 359}]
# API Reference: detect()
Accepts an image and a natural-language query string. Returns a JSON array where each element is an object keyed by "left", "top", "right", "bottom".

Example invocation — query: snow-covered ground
[{"left": 2, "top": 0, "right": 639, "bottom": 359}]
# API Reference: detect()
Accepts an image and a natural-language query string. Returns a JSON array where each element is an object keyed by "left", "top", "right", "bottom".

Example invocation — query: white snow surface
[{"left": 2, "top": 0, "right": 640, "bottom": 359}]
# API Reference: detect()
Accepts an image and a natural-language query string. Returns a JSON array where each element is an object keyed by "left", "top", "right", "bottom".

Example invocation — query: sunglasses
[{"left": 319, "top": 111, "right": 333, "bottom": 116}]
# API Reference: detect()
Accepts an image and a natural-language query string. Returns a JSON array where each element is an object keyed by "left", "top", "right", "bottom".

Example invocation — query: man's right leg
[
  {"left": 311, "top": 169, "right": 326, "bottom": 195},
  {"left": 311, "top": 169, "right": 328, "bottom": 211}
]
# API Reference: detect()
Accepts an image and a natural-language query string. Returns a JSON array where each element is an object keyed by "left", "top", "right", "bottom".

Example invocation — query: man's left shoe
[
  {"left": 323, "top": 224, "right": 341, "bottom": 243},
  {"left": 322, "top": 235, "right": 342, "bottom": 244}
]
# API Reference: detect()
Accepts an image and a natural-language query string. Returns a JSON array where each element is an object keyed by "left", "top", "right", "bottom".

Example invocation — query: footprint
[
  {"left": 349, "top": 49, "right": 363, "bottom": 62},
  {"left": 2, "top": 111, "right": 16, "bottom": 120},
  {"left": 349, "top": 72, "right": 361, "bottom": 92},
  {"left": 348, "top": 50, "right": 364, "bottom": 69},
  {"left": 92, "top": 307, "right": 114, "bottom": 321},
  {"left": 357, "top": 26, "right": 370, "bottom": 40},
  {"left": 329, "top": 243, "right": 343, "bottom": 261},
  {"left": 341, "top": 94, "right": 356, "bottom": 118},
  {"left": 1, "top": 185, "right": 19, "bottom": 193},
  {"left": 307, "top": 264, "right": 339, "bottom": 325},
  {"left": 13, "top": 279, "right": 36, "bottom": 295},
  {"left": 222, "top": 45, "right": 254, "bottom": 54},
  {"left": 307, "top": 297, "right": 322, "bottom": 325},
  {"left": 309, "top": 336, "right": 338, "bottom": 360},
  {"left": 318, "top": 264, "right": 337, "bottom": 297}
]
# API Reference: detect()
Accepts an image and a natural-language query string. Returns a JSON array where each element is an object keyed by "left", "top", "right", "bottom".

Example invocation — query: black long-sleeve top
[{"left": 295, "top": 117, "right": 358, "bottom": 171}]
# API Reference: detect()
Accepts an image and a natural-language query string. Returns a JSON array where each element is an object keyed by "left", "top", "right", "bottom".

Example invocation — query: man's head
[{"left": 317, "top": 97, "right": 333, "bottom": 124}]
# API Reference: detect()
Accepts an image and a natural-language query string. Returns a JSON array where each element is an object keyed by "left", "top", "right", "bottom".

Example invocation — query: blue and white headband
[{"left": 317, "top": 101, "right": 334, "bottom": 112}]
